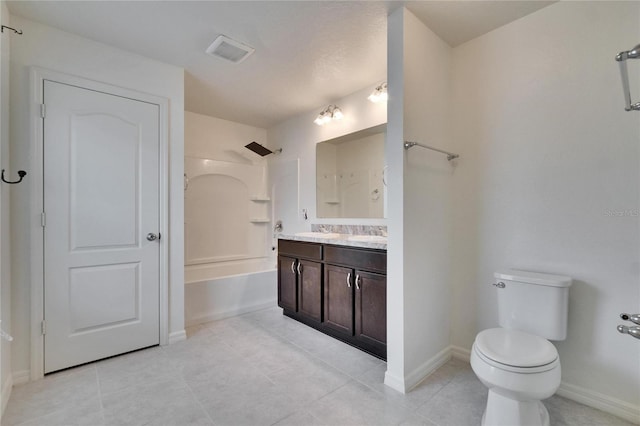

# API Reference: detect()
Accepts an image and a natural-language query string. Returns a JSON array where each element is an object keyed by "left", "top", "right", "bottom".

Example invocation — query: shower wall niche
[{"left": 184, "top": 156, "right": 270, "bottom": 266}]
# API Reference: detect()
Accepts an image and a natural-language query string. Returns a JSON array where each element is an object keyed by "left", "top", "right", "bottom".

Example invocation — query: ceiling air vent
[{"left": 206, "top": 35, "right": 255, "bottom": 64}]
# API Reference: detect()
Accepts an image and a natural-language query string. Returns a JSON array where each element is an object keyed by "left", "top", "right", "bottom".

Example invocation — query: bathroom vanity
[{"left": 277, "top": 235, "right": 387, "bottom": 359}]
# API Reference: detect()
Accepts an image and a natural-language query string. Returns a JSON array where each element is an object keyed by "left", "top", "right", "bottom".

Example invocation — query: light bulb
[
  {"left": 368, "top": 82, "right": 388, "bottom": 103},
  {"left": 332, "top": 107, "right": 343, "bottom": 120},
  {"left": 314, "top": 114, "right": 325, "bottom": 126}
]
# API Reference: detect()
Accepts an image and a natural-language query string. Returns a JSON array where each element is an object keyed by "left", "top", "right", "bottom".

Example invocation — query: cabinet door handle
[
  {"left": 291, "top": 260, "right": 296, "bottom": 274},
  {"left": 297, "top": 262, "right": 302, "bottom": 275},
  {"left": 355, "top": 274, "right": 361, "bottom": 290},
  {"left": 346, "top": 272, "right": 351, "bottom": 288}
]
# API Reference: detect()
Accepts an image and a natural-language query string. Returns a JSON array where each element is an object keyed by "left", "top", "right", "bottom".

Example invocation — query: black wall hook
[
  {"left": 1, "top": 170, "right": 27, "bottom": 184},
  {"left": 1, "top": 25, "right": 23, "bottom": 35}
]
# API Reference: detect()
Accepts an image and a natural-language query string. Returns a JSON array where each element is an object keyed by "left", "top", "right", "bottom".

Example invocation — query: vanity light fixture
[
  {"left": 314, "top": 105, "right": 344, "bottom": 126},
  {"left": 368, "top": 82, "right": 388, "bottom": 103}
]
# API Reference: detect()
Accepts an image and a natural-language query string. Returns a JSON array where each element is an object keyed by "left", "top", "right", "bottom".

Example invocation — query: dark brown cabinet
[
  {"left": 323, "top": 245, "right": 387, "bottom": 358},
  {"left": 324, "top": 264, "right": 354, "bottom": 335},
  {"left": 278, "top": 240, "right": 323, "bottom": 324},
  {"left": 297, "top": 259, "right": 322, "bottom": 322},
  {"left": 277, "top": 255, "right": 298, "bottom": 312},
  {"left": 354, "top": 270, "right": 387, "bottom": 351},
  {"left": 278, "top": 238, "right": 387, "bottom": 360}
]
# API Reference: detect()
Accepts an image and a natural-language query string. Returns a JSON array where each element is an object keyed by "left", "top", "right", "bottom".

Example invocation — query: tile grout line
[
  {"left": 244, "top": 310, "right": 461, "bottom": 421},
  {"left": 180, "top": 374, "right": 216, "bottom": 426},
  {"left": 94, "top": 365, "right": 107, "bottom": 425},
  {"left": 249, "top": 314, "right": 385, "bottom": 382}
]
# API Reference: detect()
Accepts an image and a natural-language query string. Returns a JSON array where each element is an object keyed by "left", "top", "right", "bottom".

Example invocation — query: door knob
[{"left": 146, "top": 233, "right": 158, "bottom": 241}]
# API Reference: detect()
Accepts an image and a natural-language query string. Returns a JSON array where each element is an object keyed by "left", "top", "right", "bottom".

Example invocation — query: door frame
[{"left": 29, "top": 67, "right": 170, "bottom": 380}]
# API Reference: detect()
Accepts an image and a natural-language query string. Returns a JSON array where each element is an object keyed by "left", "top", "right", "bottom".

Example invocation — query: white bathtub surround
[
  {"left": 184, "top": 112, "right": 277, "bottom": 328},
  {"left": 184, "top": 156, "right": 270, "bottom": 266}
]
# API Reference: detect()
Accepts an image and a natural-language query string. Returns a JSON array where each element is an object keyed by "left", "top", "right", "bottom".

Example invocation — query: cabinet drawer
[
  {"left": 278, "top": 240, "right": 323, "bottom": 260},
  {"left": 324, "top": 245, "right": 386, "bottom": 274}
]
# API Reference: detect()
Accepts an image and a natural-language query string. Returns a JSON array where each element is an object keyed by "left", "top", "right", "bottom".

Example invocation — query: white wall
[
  {"left": 9, "top": 16, "right": 185, "bottom": 379},
  {"left": 0, "top": 0, "right": 11, "bottom": 414},
  {"left": 450, "top": 0, "right": 640, "bottom": 416},
  {"left": 267, "top": 84, "right": 387, "bottom": 233},
  {"left": 185, "top": 111, "right": 267, "bottom": 162},
  {"left": 385, "top": 7, "right": 454, "bottom": 393}
]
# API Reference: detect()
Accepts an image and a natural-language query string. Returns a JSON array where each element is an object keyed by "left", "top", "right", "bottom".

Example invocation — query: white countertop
[{"left": 278, "top": 233, "right": 387, "bottom": 250}]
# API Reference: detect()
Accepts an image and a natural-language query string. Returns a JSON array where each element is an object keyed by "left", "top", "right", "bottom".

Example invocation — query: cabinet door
[
  {"left": 324, "top": 264, "right": 354, "bottom": 335},
  {"left": 354, "top": 270, "right": 386, "bottom": 347},
  {"left": 278, "top": 255, "right": 297, "bottom": 312},
  {"left": 298, "top": 260, "right": 322, "bottom": 322}
]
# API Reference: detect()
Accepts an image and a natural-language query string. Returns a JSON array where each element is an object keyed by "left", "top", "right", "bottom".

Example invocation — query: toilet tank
[{"left": 494, "top": 269, "right": 572, "bottom": 341}]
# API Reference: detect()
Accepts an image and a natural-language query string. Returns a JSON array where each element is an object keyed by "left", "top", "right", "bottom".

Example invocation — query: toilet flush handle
[{"left": 493, "top": 282, "right": 505, "bottom": 289}]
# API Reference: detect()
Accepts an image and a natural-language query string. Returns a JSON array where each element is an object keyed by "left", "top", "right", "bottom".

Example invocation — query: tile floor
[{"left": 4, "top": 307, "right": 635, "bottom": 426}]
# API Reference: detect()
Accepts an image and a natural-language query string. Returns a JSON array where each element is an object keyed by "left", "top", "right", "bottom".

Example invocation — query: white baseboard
[
  {"left": 185, "top": 299, "right": 276, "bottom": 328},
  {"left": 450, "top": 345, "right": 471, "bottom": 362},
  {"left": 1, "top": 373, "right": 13, "bottom": 418},
  {"left": 384, "top": 345, "right": 640, "bottom": 425},
  {"left": 385, "top": 346, "right": 453, "bottom": 393},
  {"left": 11, "top": 370, "right": 29, "bottom": 386},
  {"left": 405, "top": 346, "right": 453, "bottom": 392},
  {"left": 168, "top": 330, "right": 187, "bottom": 345},
  {"left": 383, "top": 370, "right": 407, "bottom": 394},
  {"left": 442, "top": 345, "right": 639, "bottom": 425},
  {"left": 557, "top": 382, "right": 640, "bottom": 425}
]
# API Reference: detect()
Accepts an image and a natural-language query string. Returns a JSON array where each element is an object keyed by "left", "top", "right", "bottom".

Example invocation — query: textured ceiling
[{"left": 7, "top": 1, "right": 553, "bottom": 128}]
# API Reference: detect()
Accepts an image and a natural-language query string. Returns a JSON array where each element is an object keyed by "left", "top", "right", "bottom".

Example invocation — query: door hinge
[
  {"left": 40, "top": 104, "right": 46, "bottom": 119},
  {"left": 41, "top": 212, "right": 46, "bottom": 228},
  {"left": 41, "top": 320, "right": 46, "bottom": 335}
]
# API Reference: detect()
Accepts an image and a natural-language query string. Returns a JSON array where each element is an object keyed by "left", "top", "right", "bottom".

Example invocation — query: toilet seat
[{"left": 474, "top": 328, "right": 558, "bottom": 373}]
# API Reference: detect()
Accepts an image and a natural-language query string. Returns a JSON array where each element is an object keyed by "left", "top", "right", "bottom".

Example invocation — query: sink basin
[
  {"left": 295, "top": 232, "right": 341, "bottom": 239},
  {"left": 347, "top": 235, "right": 387, "bottom": 243}
]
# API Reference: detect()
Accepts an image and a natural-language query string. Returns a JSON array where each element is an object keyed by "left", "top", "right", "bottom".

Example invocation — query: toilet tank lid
[{"left": 494, "top": 269, "right": 572, "bottom": 288}]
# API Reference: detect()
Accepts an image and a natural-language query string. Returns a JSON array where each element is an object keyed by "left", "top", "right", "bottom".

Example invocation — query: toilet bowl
[
  {"left": 470, "top": 328, "right": 561, "bottom": 426},
  {"left": 472, "top": 270, "right": 572, "bottom": 426}
]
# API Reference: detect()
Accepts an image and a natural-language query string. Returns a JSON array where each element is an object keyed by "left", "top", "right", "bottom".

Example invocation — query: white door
[{"left": 43, "top": 80, "right": 160, "bottom": 373}]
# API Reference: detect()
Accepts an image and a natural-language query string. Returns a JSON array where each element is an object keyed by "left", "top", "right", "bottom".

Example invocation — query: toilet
[{"left": 470, "top": 269, "right": 572, "bottom": 426}]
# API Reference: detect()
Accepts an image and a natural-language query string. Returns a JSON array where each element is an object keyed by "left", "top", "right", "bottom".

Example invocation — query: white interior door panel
[{"left": 43, "top": 80, "right": 160, "bottom": 373}]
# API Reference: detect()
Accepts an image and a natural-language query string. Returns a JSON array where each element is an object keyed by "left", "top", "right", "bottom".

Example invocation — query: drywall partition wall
[
  {"left": 0, "top": 0, "right": 11, "bottom": 414},
  {"left": 384, "top": 6, "right": 406, "bottom": 392},
  {"left": 385, "top": 7, "right": 454, "bottom": 393},
  {"left": 450, "top": 1, "right": 640, "bottom": 420},
  {"left": 266, "top": 84, "right": 387, "bottom": 234},
  {"left": 9, "top": 16, "right": 185, "bottom": 379}
]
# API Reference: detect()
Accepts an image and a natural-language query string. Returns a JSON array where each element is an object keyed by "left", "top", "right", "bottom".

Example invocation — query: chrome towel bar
[
  {"left": 404, "top": 141, "right": 459, "bottom": 161},
  {"left": 616, "top": 44, "right": 640, "bottom": 111}
]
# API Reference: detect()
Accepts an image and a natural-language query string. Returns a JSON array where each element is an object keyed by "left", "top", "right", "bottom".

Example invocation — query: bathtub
[{"left": 184, "top": 258, "right": 277, "bottom": 327}]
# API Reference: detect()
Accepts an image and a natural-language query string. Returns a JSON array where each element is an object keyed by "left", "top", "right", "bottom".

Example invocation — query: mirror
[{"left": 316, "top": 124, "right": 386, "bottom": 219}]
